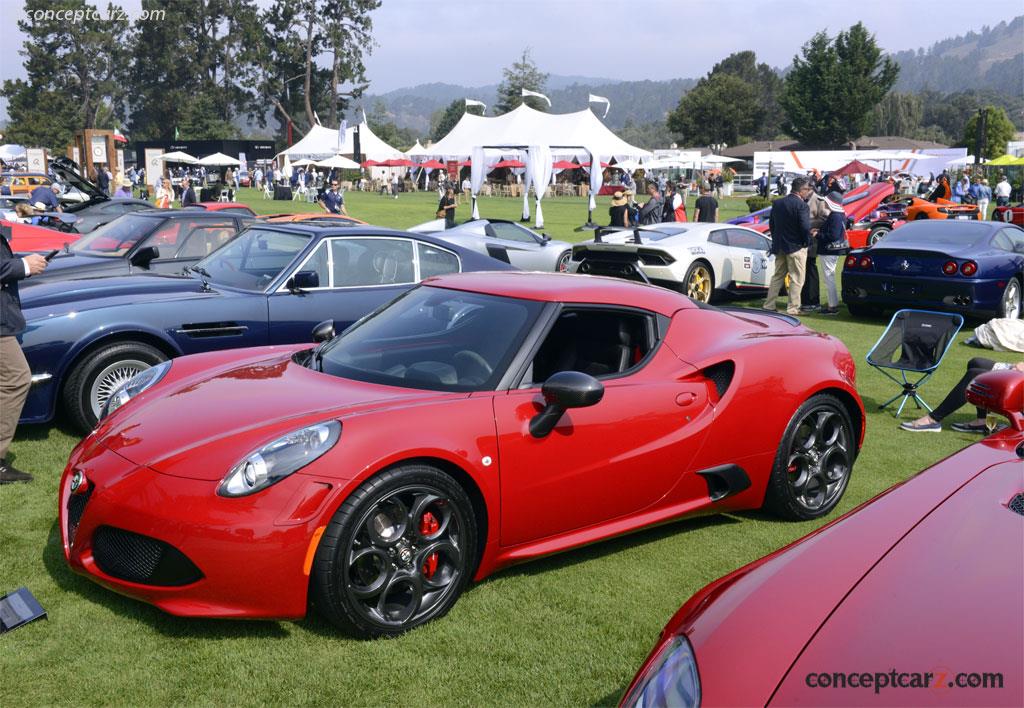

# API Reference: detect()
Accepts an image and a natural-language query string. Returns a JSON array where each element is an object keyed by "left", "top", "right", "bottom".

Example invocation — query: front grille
[
  {"left": 1009, "top": 494, "right": 1024, "bottom": 517},
  {"left": 66, "top": 486, "right": 93, "bottom": 546},
  {"left": 92, "top": 526, "right": 203, "bottom": 586}
]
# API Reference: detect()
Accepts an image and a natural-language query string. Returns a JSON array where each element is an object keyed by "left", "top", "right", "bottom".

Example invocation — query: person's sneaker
[
  {"left": 0, "top": 460, "right": 33, "bottom": 484},
  {"left": 820, "top": 307, "right": 840, "bottom": 316},
  {"left": 899, "top": 420, "right": 942, "bottom": 433},
  {"left": 800, "top": 305, "right": 820, "bottom": 313},
  {"left": 950, "top": 421, "right": 990, "bottom": 434}
]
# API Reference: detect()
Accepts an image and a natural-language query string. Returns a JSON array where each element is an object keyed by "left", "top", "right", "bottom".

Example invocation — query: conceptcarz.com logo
[
  {"left": 805, "top": 670, "right": 1004, "bottom": 694},
  {"left": 26, "top": 7, "right": 166, "bottom": 23}
]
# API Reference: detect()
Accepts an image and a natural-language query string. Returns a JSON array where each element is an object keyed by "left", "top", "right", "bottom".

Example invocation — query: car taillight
[
  {"left": 859, "top": 255, "right": 873, "bottom": 269},
  {"left": 942, "top": 260, "right": 958, "bottom": 275},
  {"left": 960, "top": 260, "right": 978, "bottom": 276},
  {"left": 845, "top": 255, "right": 858, "bottom": 269}
]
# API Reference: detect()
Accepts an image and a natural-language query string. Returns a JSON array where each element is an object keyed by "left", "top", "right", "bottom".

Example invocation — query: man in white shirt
[{"left": 994, "top": 176, "right": 1012, "bottom": 207}]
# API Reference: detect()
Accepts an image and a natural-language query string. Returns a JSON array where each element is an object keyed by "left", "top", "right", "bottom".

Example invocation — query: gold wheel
[{"left": 685, "top": 263, "right": 713, "bottom": 303}]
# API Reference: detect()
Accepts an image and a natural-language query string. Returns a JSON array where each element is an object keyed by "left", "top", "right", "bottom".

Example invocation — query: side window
[
  {"left": 708, "top": 230, "right": 729, "bottom": 246},
  {"left": 175, "top": 223, "right": 238, "bottom": 259},
  {"left": 995, "top": 228, "right": 1024, "bottom": 253},
  {"left": 487, "top": 222, "right": 538, "bottom": 243},
  {"left": 728, "top": 229, "right": 771, "bottom": 251},
  {"left": 417, "top": 242, "right": 460, "bottom": 278},
  {"left": 525, "top": 309, "right": 654, "bottom": 386},
  {"left": 332, "top": 238, "right": 415, "bottom": 287},
  {"left": 290, "top": 241, "right": 329, "bottom": 287}
]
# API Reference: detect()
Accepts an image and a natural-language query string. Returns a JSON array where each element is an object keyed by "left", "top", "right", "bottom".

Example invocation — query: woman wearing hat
[
  {"left": 815, "top": 192, "right": 850, "bottom": 315},
  {"left": 609, "top": 190, "right": 631, "bottom": 227}
]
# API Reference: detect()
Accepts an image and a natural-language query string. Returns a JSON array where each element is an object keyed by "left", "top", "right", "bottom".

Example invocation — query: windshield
[
  {"left": 885, "top": 222, "right": 990, "bottom": 246},
  {"left": 318, "top": 286, "right": 543, "bottom": 392},
  {"left": 194, "top": 226, "right": 311, "bottom": 290},
  {"left": 69, "top": 213, "right": 158, "bottom": 256}
]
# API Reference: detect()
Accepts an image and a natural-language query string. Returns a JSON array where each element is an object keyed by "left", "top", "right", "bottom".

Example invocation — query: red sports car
[
  {"left": 994, "top": 203, "right": 1024, "bottom": 226},
  {"left": 621, "top": 369, "right": 1023, "bottom": 707},
  {"left": 60, "top": 272, "right": 864, "bottom": 637},
  {"left": 2, "top": 218, "right": 81, "bottom": 252}
]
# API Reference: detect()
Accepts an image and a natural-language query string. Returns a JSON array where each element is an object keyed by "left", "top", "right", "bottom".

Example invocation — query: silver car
[{"left": 409, "top": 218, "right": 574, "bottom": 272}]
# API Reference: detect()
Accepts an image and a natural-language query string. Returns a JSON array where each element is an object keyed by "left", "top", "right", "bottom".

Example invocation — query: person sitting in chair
[{"left": 900, "top": 358, "right": 1024, "bottom": 432}]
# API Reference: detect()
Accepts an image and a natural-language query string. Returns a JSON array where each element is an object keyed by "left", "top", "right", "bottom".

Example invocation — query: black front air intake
[
  {"left": 92, "top": 526, "right": 203, "bottom": 586},
  {"left": 1009, "top": 493, "right": 1024, "bottom": 517},
  {"left": 66, "top": 486, "right": 93, "bottom": 546}
]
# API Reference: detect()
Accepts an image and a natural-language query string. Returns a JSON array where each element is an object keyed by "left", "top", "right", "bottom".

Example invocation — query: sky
[{"left": 2, "top": 0, "right": 1022, "bottom": 116}]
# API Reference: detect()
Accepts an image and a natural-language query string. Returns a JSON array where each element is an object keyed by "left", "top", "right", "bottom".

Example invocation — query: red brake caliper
[{"left": 419, "top": 512, "right": 440, "bottom": 579}]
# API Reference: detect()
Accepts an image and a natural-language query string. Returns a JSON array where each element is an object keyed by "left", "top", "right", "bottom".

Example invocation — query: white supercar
[{"left": 568, "top": 222, "right": 775, "bottom": 303}]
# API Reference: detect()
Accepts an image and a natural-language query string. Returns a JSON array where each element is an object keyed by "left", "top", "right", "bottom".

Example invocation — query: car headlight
[
  {"left": 99, "top": 360, "right": 171, "bottom": 421},
  {"left": 218, "top": 421, "right": 341, "bottom": 497},
  {"left": 621, "top": 635, "right": 701, "bottom": 708}
]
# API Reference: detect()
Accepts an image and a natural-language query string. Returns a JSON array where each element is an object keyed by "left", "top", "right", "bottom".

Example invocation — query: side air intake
[
  {"left": 1009, "top": 493, "right": 1024, "bottom": 517},
  {"left": 702, "top": 361, "right": 735, "bottom": 401}
]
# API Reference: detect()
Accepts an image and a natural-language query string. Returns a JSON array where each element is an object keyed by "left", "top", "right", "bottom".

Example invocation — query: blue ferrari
[
  {"left": 19, "top": 222, "right": 513, "bottom": 431},
  {"left": 842, "top": 220, "right": 1024, "bottom": 320}
]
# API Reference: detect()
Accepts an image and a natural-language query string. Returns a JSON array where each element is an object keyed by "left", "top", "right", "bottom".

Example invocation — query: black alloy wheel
[
  {"left": 764, "top": 394, "right": 855, "bottom": 520},
  {"left": 313, "top": 465, "right": 476, "bottom": 638}
]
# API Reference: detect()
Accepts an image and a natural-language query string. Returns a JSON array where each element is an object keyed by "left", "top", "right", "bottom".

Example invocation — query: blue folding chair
[{"left": 866, "top": 309, "right": 964, "bottom": 416}]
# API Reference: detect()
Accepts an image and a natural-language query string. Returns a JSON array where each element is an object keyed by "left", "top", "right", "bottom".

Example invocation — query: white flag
[
  {"left": 520, "top": 88, "right": 551, "bottom": 108},
  {"left": 588, "top": 94, "right": 611, "bottom": 119},
  {"left": 313, "top": 110, "right": 322, "bottom": 126},
  {"left": 339, "top": 119, "right": 347, "bottom": 151},
  {"left": 465, "top": 98, "right": 487, "bottom": 113}
]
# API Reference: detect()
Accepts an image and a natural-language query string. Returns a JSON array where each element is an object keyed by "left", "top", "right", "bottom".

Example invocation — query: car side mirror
[
  {"left": 311, "top": 319, "right": 335, "bottom": 343},
  {"left": 966, "top": 370, "right": 1024, "bottom": 432},
  {"left": 130, "top": 245, "right": 159, "bottom": 268},
  {"left": 529, "top": 370, "right": 604, "bottom": 438},
  {"left": 288, "top": 270, "right": 320, "bottom": 292},
  {"left": 541, "top": 233, "right": 551, "bottom": 243}
]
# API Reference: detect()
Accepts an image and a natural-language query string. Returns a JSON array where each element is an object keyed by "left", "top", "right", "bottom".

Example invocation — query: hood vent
[
  {"left": 1009, "top": 493, "right": 1024, "bottom": 517},
  {"left": 175, "top": 322, "right": 248, "bottom": 338}
]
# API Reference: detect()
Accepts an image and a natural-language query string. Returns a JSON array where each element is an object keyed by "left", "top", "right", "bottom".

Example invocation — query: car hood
[
  {"left": 94, "top": 348, "right": 466, "bottom": 480},
  {"left": 772, "top": 450, "right": 1024, "bottom": 704},
  {"left": 21, "top": 273, "right": 224, "bottom": 318}
]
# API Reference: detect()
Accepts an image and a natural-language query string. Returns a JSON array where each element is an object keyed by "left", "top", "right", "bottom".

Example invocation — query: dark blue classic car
[
  {"left": 20, "top": 222, "right": 513, "bottom": 431},
  {"left": 26, "top": 210, "right": 254, "bottom": 284},
  {"left": 842, "top": 221, "right": 1024, "bottom": 319}
]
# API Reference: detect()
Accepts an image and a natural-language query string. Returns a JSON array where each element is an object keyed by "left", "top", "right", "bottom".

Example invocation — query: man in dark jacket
[
  {"left": 638, "top": 183, "right": 664, "bottom": 225},
  {"left": 1, "top": 225, "right": 47, "bottom": 483},
  {"left": 763, "top": 176, "right": 813, "bottom": 315},
  {"left": 180, "top": 177, "right": 198, "bottom": 207}
]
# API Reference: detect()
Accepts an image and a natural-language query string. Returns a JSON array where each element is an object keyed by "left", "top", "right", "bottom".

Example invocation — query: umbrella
[
  {"left": 552, "top": 160, "right": 580, "bottom": 170},
  {"left": 490, "top": 159, "right": 525, "bottom": 169},
  {"left": 830, "top": 159, "right": 880, "bottom": 177},
  {"left": 379, "top": 158, "right": 415, "bottom": 167},
  {"left": 418, "top": 159, "right": 447, "bottom": 170},
  {"left": 987, "top": 154, "right": 1019, "bottom": 166},
  {"left": 156, "top": 150, "right": 198, "bottom": 164},
  {"left": 315, "top": 154, "right": 360, "bottom": 169},
  {"left": 361, "top": 159, "right": 379, "bottom": 168},
  {"left": 198, "top": 152, "right": 240, "bottom": 166},
  {"left": 291, "top": 158, "right": 316, "bottom": 167}
]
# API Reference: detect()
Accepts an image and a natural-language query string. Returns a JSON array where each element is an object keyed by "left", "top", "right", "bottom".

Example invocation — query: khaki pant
[
  {"left": 0, "top": 336, "right": 31, "bottom": 461},
  {"left": 763, "top": 248, "right": 808, "bottom": 315}
]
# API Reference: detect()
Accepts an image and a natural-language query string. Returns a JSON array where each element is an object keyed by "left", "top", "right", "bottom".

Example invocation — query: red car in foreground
[
  {"left": 2, "top": 218, "right": 81, "bottom": 252},
  {"left": 622, "top": 369, "right": 1023, "bottom": 707},
  {"left": 60, "top": 273, "right": 863, "bottom": 637}
]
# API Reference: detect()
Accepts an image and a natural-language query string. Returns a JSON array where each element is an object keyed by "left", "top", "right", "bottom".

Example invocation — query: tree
[
  {"left": 667, "top": 73, "right": 760, "bottom": 146},
  {"left": 366, "top": 100, "right": 416, "bottom": 150},
  {"left": 2, "top": 0, "right": 130, "bottom": 149},
  {"left": 960, "top": 105, "right": 1016, "bottom": 160},
  {"left": 494, "top": 49, "right": 549, "bottom": 115},
  {"left": 430, "top": 100, "right": 483, "bottom": 143},
  {"left": 706, "top": 51, "right": 784, "bottom": 139},
  {"left": 321, "top": 0, "right": 380, "bottom": 129},
  {"left": 867, "top": 92, "right": 923, "bottom": 137},
  {"left": 781, "top": 23, "right": 899, "bottom": 147}
]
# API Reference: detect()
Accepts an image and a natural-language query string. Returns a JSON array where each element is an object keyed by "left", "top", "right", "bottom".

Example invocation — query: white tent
[
  {"left": 277, "top": 125, "right": 341, "bottom": 160},
  {"left": 426, "top": 104, "right": 650, "bottom": 226},
  {"left": 315, "top": 154, "right": 360, "bottom": 170},
  {"left": 157, "top": 150, "right": 198, "bottom": 164},
  {"left": 278, "top": 122, "right": 404, "bottom": 168},
  {"left": 198, "top": 152, "right": 240, "bottom": 166},
  {"left": 405, "top": 140, "right": 430, "bottom": 158}
]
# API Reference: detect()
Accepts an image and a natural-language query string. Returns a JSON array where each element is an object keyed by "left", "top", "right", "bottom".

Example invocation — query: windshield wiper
[{"left": 188, "top": 265, "right": 212, "bottom": 278}]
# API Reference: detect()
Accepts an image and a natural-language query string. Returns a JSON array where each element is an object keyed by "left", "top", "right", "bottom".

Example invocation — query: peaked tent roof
[
  {"left": 426, "top": 104, "right": 650, "bottom": 160},
  {"left": 278, "top": 122, "right": 404, "bottom": 161}
]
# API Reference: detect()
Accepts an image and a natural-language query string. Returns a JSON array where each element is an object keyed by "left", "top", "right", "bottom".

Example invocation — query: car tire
[
  {"left": 62, "top": 341, "right": 168, "bottom": 433},
  {"left": 555, "top": 250, "right": 572, "bottom": 273},
  {"left": 312, "top": 464, "right": 477, "bottom": 638},
  {"left": 845, "top": 303, "right": 881, "bottom": 318},
  {"left": 763, "top": 394, "right": 855, "bottom": 521},
  {"left": 998, "top": 277, "right": 1022, "bottom": 320},
  {"left": 683, "top": 260, "right": 715, "bottom": 303},
  {"left": 868, "top": 226, "right": 889, "bottom": 246}
]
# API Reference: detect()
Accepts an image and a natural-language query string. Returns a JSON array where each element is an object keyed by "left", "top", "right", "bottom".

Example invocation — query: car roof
[
  {"left": 132, "top": 209, "right": 244, "bottom": 219},
  {"left": 421, "top": 271, "right": 694, "bottom": 315}
]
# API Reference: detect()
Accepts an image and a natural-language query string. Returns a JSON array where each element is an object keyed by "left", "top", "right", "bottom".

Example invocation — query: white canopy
[
  {"left": 405, "top": 140, "right": 430, "bottom": 158},
  {"left": 290, "top": 158, "right": 316, "bottom": 167},
  {"left": 198, "top": 152, "right": 240, "bottom": 166},
  {"left": 157, "top": 150, "right": 198, "bottom": 164},
  {"left": 277, "top": 122, "right": 403, "bottom": 163},
  {"left": 315, "top": 154, "right": 360, "bottom": 170},
  {"left": 701, "top": 155, "right": 743, "bottom": 165}
]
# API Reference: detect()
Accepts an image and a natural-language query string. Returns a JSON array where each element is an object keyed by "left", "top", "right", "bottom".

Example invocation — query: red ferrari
[
  {"left": 622, "top": 369, "right": 1023, "bottom": 707},
  {"left": 994, "top": 203, "right": 1024, "bottom": 226},
  {"left": 60, "top": 273, "right": 864, "bottom": 637}
]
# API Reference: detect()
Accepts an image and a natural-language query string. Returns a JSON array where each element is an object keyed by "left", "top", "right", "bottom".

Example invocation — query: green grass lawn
[{"left": 1, "top": 188, "right": 1015, "bottom": 706}]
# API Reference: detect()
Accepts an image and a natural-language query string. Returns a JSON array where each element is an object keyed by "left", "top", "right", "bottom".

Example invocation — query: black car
[
  {"left": 25, "top": 210, "right": 255, "bottom": 285},
  {"left": 50, "top": 156, "right": 154, "bottom": 232}
]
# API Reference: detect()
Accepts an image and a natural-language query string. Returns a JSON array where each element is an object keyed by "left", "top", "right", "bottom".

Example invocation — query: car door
[
  {"left": 706, "top": 228, "right": 737, "bottom": 284},
  {"left": 726, "top": 228, "right": 772, "bottom": 287},
  {"left": 266, "top": 236, "right": 459, "bottom": 345},
  {"left": 483, "top": 222, "right": 543, "bottom": 268},
  {"left": 492, "top": 307, "right": 714, "bottom": 547}
]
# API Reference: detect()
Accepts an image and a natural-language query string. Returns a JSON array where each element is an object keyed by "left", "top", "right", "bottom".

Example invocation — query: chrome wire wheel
[
  {"left": 685, "top": 263, "right": 713, "bottom": 303},
  {"left": 88, "top": 358, "right": 149, "bottom": 419},
  {"left": 344, "top": 485, "right": 466, "bottom": 629},
  {"left": 1000, "top": 278, "right": 1021, "bottom": 319},
  {"left": 785, "top": 407, "right": 852, "bottom": 513}
]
